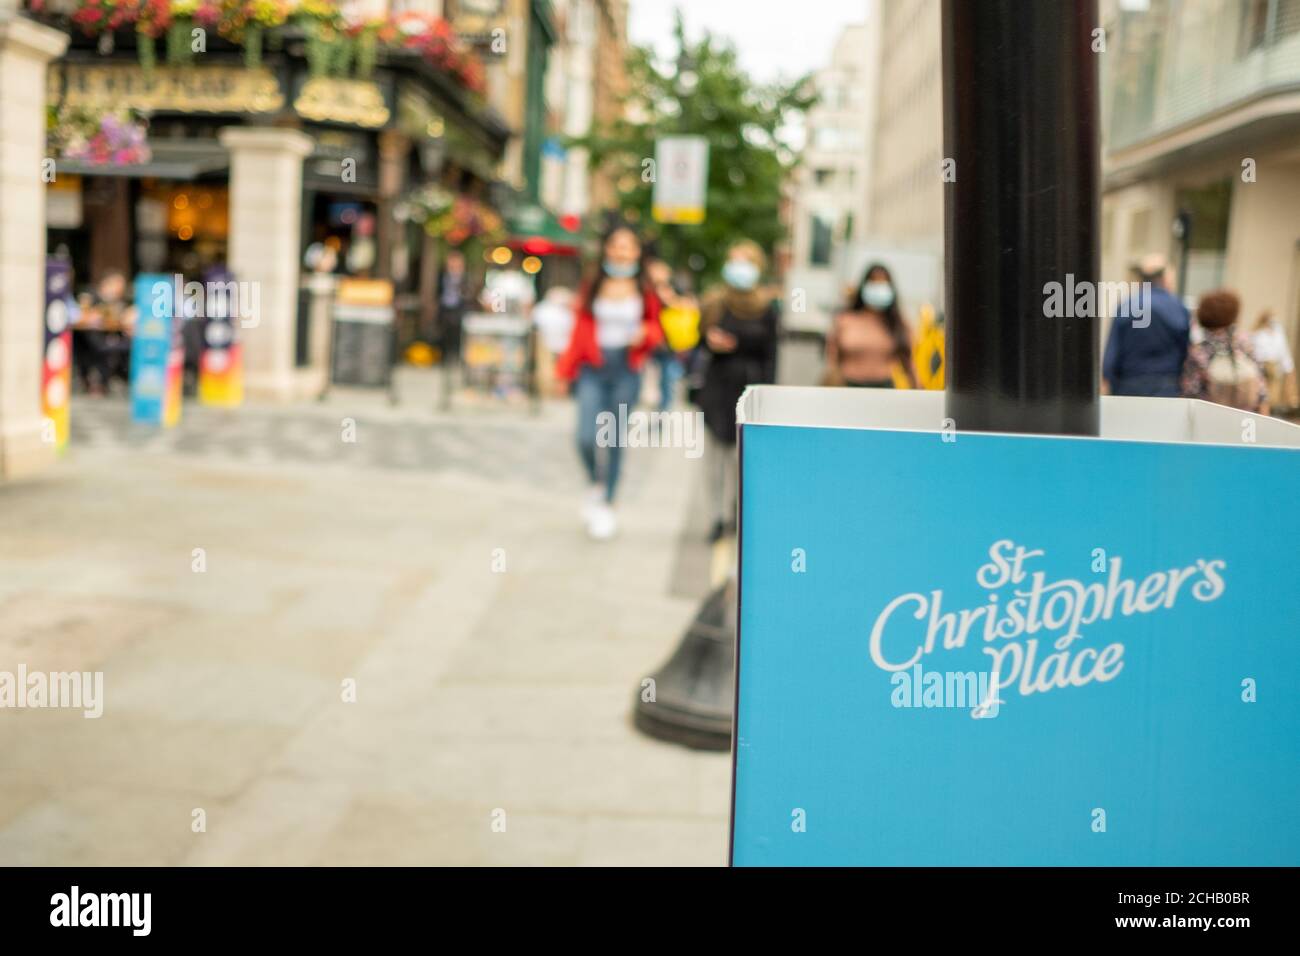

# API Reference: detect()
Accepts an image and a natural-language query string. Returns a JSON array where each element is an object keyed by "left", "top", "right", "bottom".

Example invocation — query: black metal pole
[
  {"left": 1175, "top": 209, "right": 1192, "bottom": 301},
  {"left": 942, "top": 0, "right": 1100, "bottom": 436}
]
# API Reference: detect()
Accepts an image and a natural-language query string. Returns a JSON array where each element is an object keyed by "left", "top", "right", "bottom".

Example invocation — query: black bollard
[
  {"left": 632, "top": 581, "right": 733, "bottom": 751},
  {"left": 942, "top": 0, "right": 1101, "bottom": 436}
]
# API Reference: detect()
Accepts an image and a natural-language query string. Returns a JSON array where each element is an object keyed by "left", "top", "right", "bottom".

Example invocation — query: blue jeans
[
  {"left": 576, "top": 348, "right": 642, "bottom": 503},
  {"left": 656, "top": 346, "right": 683, "bottom": 411}
]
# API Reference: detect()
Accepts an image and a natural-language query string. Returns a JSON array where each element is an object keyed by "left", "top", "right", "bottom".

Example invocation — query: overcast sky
[{"left": 628, "top": 0, "right": 871, "bottom": 85}]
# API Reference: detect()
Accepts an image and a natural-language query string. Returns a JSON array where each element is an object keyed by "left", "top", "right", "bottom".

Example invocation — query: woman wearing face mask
[
  {"left": 824, "top": 263, "right": 918, "bottom": 389},
  {"left": 556, "top": 225, "right": 664, "bottom": 540},
  {"left": 696, "top": 240, "right": 779, "bottom": 542}
]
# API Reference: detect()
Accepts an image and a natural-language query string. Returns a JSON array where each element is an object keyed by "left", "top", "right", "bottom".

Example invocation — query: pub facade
[{"left": 34, "top": 4, "right": 509, "bottom": 401}]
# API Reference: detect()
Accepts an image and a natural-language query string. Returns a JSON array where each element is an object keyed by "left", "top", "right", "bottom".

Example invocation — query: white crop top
[{"left": 593, "top": 295, "right": 643, "bottom": 349}]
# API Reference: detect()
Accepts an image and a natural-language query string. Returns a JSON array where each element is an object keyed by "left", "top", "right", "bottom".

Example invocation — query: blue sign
[
  {"left": 733, "top": 397, "right": 1300, "bottom": 865},
  {"left": 129, "top": 273, "right": 181, "bottom": 426}
]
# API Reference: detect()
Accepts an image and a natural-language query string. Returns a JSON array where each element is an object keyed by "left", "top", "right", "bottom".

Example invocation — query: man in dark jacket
[{"left": 1103, "top": 254, "right": 1190, "bottom": 397}]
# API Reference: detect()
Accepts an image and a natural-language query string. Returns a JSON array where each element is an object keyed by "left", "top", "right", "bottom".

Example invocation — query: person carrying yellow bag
[{"left": 646, "top": 259, "right": 699, "bottom": 409}]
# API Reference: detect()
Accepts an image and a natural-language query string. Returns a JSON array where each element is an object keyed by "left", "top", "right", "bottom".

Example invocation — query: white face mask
[
  {"left": 723, "top": 259, "right": 760, "bottom": 291},
  {"left": 862, "top": 281, "right": 895, "bottom": 310},
  {"left": 604, "top": 259, "right": 639, "bottom": 279}
]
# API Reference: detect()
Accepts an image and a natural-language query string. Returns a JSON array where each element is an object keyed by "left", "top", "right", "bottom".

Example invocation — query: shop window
[
  {"left": 810, "top": 214, "right": 833, "bottom": 267},
  {"left": 1242, "top": 0, "right": 1300, "bottom": 53},
  {"left": 1175, "top": 179, "right": 1233, "bottom": 253},
  {"left": 1174, "top": 179, "right": 1234, "bottom": 298}
]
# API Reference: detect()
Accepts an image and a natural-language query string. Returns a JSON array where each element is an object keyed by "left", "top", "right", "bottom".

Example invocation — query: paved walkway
[{"left": 0, "top": 378, "right": 731, "bottom": 865}]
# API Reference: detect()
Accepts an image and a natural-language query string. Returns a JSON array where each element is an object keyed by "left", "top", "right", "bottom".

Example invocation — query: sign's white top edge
[{"left": 736, "top": 386, "right": 1300, "bottom": 451}]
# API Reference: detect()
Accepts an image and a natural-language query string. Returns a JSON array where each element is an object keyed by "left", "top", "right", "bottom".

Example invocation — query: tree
[{"left": 574, "top": 12, "right": 815, "bottom": 285}]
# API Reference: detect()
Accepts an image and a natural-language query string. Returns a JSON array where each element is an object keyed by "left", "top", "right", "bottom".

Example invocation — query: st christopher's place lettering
[{"left": 869, "top": 540, "right": 1227, "bottom": 703}]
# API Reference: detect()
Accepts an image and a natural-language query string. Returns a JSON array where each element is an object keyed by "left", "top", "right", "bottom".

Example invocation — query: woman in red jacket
[{"left": 555, "top": 225, "right": 663, "bottom": 539}]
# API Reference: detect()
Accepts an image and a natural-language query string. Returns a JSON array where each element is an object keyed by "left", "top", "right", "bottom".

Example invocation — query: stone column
[
  {"left": 0, "top": 14, "right": 67, "bottom": 481},
  {"left": 219, "top": 126, "right": 314, "bottom": 402}
]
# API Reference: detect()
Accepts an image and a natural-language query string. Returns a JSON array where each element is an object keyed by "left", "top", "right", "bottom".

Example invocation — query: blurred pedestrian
[
  {"left": 532, "top": 285, "right": 575, "bottom": 399},
  {"left": 824, "top": 262, "right": 917, "bottom": 388},
  {"left": 697, "top": 240, "right": 779, "bottom": 542},
  {"left": 437, "top": 248, "right": 469, "bottom": 362},
  {"left": 661, "top": 268, "right": 701, "bottom": 352},
  {"left": 481, "top": 264, "right": 536, "bottom": 316},
  {"left": 73, "top": 270, "right": 135, "bottom": 396},
  {"left": 1251, "top": 309, "right": 1298, "bottom": 414},
  {"left": 556, "top": 225, "right": 663, "bottom": 540},
  {"left": 1103, "top": 253, "right": 1190, "bottom": 397},
  {"left": 646, "top": 258, "right": 695, "bottom": 410},
  {"left": 1181, "top": 289, "right": 1268, "bottom": 414}
]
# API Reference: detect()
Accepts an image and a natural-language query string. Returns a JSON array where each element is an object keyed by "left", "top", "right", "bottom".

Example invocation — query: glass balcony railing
[{"left": 1105, "top": 0, "right": 1300, "bottom": 152}]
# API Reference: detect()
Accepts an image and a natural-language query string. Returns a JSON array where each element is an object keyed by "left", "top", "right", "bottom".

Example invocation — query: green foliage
[{"left": 572, "top": 11, "right": 815, "bottom": 284}]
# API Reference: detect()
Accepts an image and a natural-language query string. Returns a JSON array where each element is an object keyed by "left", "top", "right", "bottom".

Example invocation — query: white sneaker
[
  {"left": 581, "top": 486, "right": 603, "bottom": 523},
  {"left": 587, "top": 503, "right": 617, "bottom": 540}
]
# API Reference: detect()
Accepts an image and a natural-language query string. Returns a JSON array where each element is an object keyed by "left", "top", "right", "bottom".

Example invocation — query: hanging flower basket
[
  {"left": 403, "top": 185, "right": 504, "bottom": 262},
  {"left": 49, "top": 105, "right": 152, "bottom": 166},
  {"left": 24, "top": 1, "right": 488, "bottom": 94}
]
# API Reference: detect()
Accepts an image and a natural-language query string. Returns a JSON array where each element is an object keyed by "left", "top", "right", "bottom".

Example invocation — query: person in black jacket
[
  {"left": 696, "top": 240, "right": 779, "bottom": 542},
  {"left": 437, "top": 249, "right": 469, "bottom": 358}
]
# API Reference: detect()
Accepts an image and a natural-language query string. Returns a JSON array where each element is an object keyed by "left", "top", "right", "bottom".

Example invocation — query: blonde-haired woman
[
  {"left": 696, "top": 240, "right": 779, "bottom": 542},
  {"left": 1252, "top": 309, "right": 1298, "bottom": 413}
]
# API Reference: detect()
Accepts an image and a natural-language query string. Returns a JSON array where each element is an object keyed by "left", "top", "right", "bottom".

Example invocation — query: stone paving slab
[{"left": 0, "top": 394, "right": 728, "bottom": 866}]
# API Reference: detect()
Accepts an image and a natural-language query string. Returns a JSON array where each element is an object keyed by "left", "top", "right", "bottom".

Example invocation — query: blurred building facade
[
  {"left": 783, "top": 21, "right": 878, "bottom": 332},
  {"left": 540, "top": 0, "right": 628, "bottom": 228},
  {"left": 449, "top": 0, "right": 627, "bottom": 287},
  {"left": 861, "top": 0, "right": 944, "bottom": 327},
  {"left": 1101, "top": 0, "right": 1300, "bottom": 352},
  {"left": 782, "top": 0, "right": 945, "bottom": 336},
  {"left": 866, "top": 0, "right": 942, "bottom": 268}
]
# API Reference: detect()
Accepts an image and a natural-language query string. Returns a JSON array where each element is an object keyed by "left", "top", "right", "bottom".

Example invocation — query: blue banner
[
  {"left": 129, "top": 274, "right": 181, "bottom": 426},
  {"left": 733, "top": 423, "right": 1300, "bottom": 865}
]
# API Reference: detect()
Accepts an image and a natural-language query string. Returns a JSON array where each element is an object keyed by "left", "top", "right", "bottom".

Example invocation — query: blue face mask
[
  {"left": 862, "top": 281, "right": 895, "bottom": 310},
  {"left": 722, "top": 259, "right": 760, "bottom": 291},
  {"left": 604, "top": 260, "right": 639, "bottom": 279}
]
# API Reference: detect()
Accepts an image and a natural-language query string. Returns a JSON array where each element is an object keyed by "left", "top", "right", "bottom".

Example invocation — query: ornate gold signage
[
  {"left": 294, "top": 77, "right": 391, "bottom": 129},
  {"left": 58, "top": 64, "right": 284, "bottom": 114},
  {"left": 450, "top": 0, "right": 509, "bottom": 53}
]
